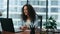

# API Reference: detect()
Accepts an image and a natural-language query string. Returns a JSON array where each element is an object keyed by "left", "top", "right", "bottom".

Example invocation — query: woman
[{"left": 20, "top": 4, "right": 40, "bottom": 31}]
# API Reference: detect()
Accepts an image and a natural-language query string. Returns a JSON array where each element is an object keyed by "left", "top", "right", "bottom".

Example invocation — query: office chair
[{"left": 38, "top": 15, "right": 42, "bottom": 34}]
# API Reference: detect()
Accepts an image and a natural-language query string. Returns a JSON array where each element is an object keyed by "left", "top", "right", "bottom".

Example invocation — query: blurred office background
[{"left": 0, "top": 0, "right": 60, "bottom": 31}]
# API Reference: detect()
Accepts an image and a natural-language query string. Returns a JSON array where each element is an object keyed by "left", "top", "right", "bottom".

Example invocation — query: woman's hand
[{"left": 20, "top": 25, "right": 28, "bottom": 31}]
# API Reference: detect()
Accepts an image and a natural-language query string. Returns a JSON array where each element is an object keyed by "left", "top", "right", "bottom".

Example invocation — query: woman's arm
[{"left": 19, "top": 20, "right": 29, "bottom": 31}]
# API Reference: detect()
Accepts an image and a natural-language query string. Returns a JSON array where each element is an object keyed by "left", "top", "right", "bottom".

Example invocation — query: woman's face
[{"left": 24, "top": 6, "right": 29, "bottom": 16}]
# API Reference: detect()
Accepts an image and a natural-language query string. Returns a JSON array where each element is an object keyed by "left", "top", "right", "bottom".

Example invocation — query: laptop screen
[{"left": 0, "top": 18, "right": 15, "bottom": 32}]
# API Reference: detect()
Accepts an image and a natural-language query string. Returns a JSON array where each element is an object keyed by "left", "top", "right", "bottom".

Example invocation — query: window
[
  {"left": 39, "top": 1, "right": 46, "bottom": 6},
  {"left": 9, "top": 14, "right": 20, "bottom": 19},
  {"left": 34, "top": 7, "right": 46, "bottom": 12},
  {"left": 51, "top": 8, "right": 58, "bottom": 12},
  {"left": 0, "top": 0, "right": 7, "bottom": 18},
  {"left": 21, "top": 1, "right": 27, "bottom": 5},
  {"left": 40, "top": 8, "right": 46, "bottom": 12},
  {"left": 9, "top": 7, "right": 17, "bottom": 12},
  {"left": 9, "top": 0, "right": 17, "bottom": 5},
  {"left": 29, "top": 1, "right": 38, "bottom": 5},
  {"left": 51, "top": 1, "right": 58, "bottom": 5}
]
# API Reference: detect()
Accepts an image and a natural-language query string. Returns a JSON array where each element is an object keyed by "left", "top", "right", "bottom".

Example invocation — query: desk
[
  {"left": 53, "top": 31, "right": 60, "bottom": 34},
  {"left": 1, "top": 30, "right": 40, "bottom": 34}
]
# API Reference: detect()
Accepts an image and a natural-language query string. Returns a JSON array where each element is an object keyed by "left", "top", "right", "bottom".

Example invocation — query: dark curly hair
[{"left": 21, "top": 4, "right": 36, "bottom": 22}]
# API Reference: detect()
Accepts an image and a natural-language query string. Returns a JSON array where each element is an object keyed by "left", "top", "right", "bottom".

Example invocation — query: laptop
[
  {"left": 0, "top": 18, "right": 15, "bottom": 32},
  {"left": 0, "top": 18, "right": 23, "bottom": 33}
]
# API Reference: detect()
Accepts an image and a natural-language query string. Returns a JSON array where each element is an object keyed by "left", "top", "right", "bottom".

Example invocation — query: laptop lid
[{"left": 0, "top": 18, "right": 15, "bottom": 32}]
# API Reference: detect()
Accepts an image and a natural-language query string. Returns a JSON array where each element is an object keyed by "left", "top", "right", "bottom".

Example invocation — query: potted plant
[{"left": 43, "top": 16, "right": 57, "bottom": 29}]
